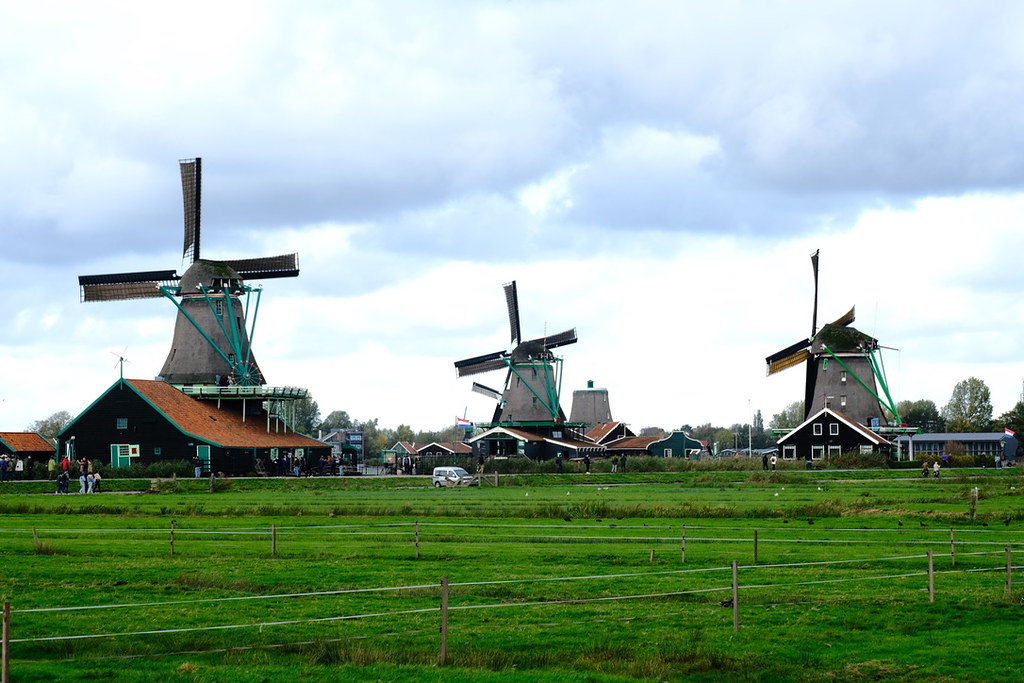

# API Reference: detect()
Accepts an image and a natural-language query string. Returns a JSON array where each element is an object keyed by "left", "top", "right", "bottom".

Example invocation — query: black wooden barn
[{"left": 57, "top": 379, "right": 329, "bottom": 476}]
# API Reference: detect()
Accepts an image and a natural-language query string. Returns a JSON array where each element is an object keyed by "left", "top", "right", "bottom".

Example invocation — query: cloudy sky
[{"left": 3, "top": 1, "right": 1024, "bottom": 436}]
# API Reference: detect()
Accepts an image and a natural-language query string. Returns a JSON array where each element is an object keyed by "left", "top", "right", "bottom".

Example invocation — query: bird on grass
[
  {"left": 897, "top": 520, "right": 903, "bottom": 527},
  {"left": 719, "top": 599, "right": 733, "bottom": 608},
  {"left": 807, "top": 519, "right": 815, "bottom": 525},
  {"left": 563, "top": 516, "right": 572, "bottom": 522},
  {"left": 920, "top": 521, "right": 927, "bottom": 527},
  {"left": 982, "top": 522, "right": 989, "bottom": 527},
  {"left": 782, "top": 519, "right": 789, "bottom": 524},
  {"left": 1004, "top": 518, "right": 1012, "bottom": 526}
]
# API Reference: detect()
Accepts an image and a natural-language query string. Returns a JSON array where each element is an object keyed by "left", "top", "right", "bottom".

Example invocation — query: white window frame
[
  {"left": 841, "top": 370, "right": 847, "bottom": 383},
  {"left": 664, "top": 448, "right": 672, "bottom": 457},
  {"left": 829, "top": 423, "right": 839, "bottom": 436},
  {"left": 840, "top": 395, "right": 847, "bottom": 407},
  {"left": 813, "top": 423, "right": 823, "bottom": 436},
  {"left": 783, "top": 445, "right": 796, "bottom": 460},
  {"left": 828, "top": 445, "right": 842, "bottom": 458},
  {"left": 811, "top": 445, "right": 825, "bottom": 460},
  {"left": 859, "top": 445, "right": 873, "bottom": 454}
]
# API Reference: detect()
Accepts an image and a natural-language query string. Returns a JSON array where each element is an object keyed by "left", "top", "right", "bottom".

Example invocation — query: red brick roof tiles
[
  {"left": 126, "top": 379, "right": 325, "bottom": 449},
  {"left": 0, "top": 432, "right": 55, "bottom": 453}
]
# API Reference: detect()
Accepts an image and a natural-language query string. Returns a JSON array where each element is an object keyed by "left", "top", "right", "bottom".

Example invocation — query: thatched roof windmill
[
  {"left": 765, "top": 250, "right": 900, "bottom": 426},
  {"left": 454, "top": 281, "right": 577, "bottom": 424},
  {"left": 77, "top": 158, "right": 299, "bottom": 386}
]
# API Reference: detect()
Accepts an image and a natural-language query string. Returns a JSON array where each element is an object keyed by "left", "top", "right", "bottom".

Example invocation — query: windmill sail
[
  {"left": 77, "top": 157, "right": 300, "bottom": 387},
  {"left": 455, "top": 280, "right": 576, "bottom": 423},
  {"left": 181, "top": 158, "right": 201, "bottom": 264}
]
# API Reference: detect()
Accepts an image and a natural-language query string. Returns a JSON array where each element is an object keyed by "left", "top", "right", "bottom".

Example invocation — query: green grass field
[{"left": 1, "top": 468, "right": 1022, "bottom": 681}]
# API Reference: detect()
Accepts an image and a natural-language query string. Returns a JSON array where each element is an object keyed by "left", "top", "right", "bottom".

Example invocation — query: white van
[{"left": 431, "top": 466, "right": 478, "bottom": 487}]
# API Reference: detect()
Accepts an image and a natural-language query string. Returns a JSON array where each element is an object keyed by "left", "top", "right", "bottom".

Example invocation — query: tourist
[{"left": 93, "top": 470, "right": 102, "bottom": 493}]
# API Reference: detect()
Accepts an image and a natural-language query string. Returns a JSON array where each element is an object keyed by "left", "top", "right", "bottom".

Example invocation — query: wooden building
[
  {"left": 776, "top": 407, "right": 891, "bottom": 461},
  {"left": 57, "top": 378, "right": 329, "bottom": 476},
  {"left": 0, "top": 432, "right": 56, "bottom": 460}
]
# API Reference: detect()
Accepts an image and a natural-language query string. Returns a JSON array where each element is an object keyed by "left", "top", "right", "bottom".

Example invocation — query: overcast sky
[{"left": 3, "top": 1, "right": 1024, "bottom": 436}]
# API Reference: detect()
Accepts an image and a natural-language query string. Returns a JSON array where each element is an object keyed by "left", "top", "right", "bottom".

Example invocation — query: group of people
[
  {"left": 921, "top": 460, "right": 942, "bottom": 478},
  {"left": 54, "top": 455, "right": 101, "bottom": 494},
  {"left": 0, "top": 454, "right": 32, "bottom": 481}
]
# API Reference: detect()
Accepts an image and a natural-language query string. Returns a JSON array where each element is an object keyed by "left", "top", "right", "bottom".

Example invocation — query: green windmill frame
[{"left": 160, "top": 278, "right": 264, "bottom": 386}]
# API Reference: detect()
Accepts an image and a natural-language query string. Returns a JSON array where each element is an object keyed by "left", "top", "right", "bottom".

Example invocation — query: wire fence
[{"left": 2, "top": 538, "right": 1020, "bottom": 674}]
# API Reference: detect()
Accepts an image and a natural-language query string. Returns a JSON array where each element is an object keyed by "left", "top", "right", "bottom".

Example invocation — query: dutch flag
[{"left": 1005, "top": 428, "right": 1015, "bottom": 437}]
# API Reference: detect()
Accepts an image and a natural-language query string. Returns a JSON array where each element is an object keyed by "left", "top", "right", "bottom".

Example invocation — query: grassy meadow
[{"left": 1, "top": 466, "right": 1023, "bottom": 681}]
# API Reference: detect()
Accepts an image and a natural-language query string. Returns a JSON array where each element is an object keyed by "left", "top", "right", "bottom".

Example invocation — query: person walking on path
[
  {"left": 762, "top": 453, "right": 769, "bottom": 471},
  {"left": 583, "top": 454, "right": 591, "bottom": 474},
  {"left": 770, "top": 454, "right": 777, "bottom": 471},
  {"left": 620, "top": 454, "right": 627, "bottom": 473}
]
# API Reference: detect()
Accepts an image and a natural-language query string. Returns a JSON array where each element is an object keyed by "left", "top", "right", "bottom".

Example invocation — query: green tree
[
  {"left": 769, "top": 401, "right": 804, "bottom": 431},
  {"left": 711, "top": 428, "right": 735, "bottom": 454},
  {"left": 895, "top": 399, "right": 945, "bottom": 432},
  {"left": 942, "top": 377, "right": 993, "bottom": 432},
  {"left": 292, "top": 397, "right": 321, "bottom": 435},
  {"left": 26, "top": 410, "right": 72, "bottom": 440},
  {"left": 320, "top": 410, "right": 353, "bottom": 431},
  {"left": 751, "top": 409, "right": 768, "bottom": 448},
  {"left": 394, "top": 424, "right": 415, "bottom": 444}
]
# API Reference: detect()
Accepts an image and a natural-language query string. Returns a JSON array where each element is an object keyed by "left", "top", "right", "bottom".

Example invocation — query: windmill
[
  {"left": 765, "top": 250, "right": 900, "bottom": 426},
  {"left": 454, "top": 281, "right": 577, "bottom": 424},
  {"left": 78, "top": 158, "right": 299, "bottom": 386}
]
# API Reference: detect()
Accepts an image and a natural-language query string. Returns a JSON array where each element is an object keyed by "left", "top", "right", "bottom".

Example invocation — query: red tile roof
[
  {"left": 605, "top": 436, "right": 660, "bottom": 450},
  {"left": 126, "top": 379, "right": 325, "bottom": 449},
  {"left": 0, "top": 432, "right": 55, "bottom": 453},
  {"left": 585, "top": 421, "right": 621, "bottom": 442}
]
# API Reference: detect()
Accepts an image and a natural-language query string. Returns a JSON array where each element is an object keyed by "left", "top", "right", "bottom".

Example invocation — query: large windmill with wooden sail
[
  {"left": 765, "top": 250, "right": 900, "bottom": 427},
  {"left": 77, "top": 158, "right": 299, "bottom": 387},
  {"left": 454, "top": 281, "right": 578, "bottom": 426}
]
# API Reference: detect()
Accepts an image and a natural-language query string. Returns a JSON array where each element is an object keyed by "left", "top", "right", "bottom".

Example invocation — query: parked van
[{"left": 431, "top": 466, "right": 478, "bottom": 487}]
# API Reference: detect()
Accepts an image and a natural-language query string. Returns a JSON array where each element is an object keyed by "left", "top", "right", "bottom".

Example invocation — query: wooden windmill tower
[
  {"left": 765, "top": 251, "right": 900, "bottom": 427},
  {"left": 78, "top": 158, "right": 299, "bottom": 386},
  {"left": 454, "top": 281, "right": 577, "bottom": 425}
]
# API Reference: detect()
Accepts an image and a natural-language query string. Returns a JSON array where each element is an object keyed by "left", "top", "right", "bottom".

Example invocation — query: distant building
[
  {"left": 893, "top": 432, "right": 1017, "bottom": 462},
  {"left": 469, "top": 425, "right": 604, "bottom": 460}
]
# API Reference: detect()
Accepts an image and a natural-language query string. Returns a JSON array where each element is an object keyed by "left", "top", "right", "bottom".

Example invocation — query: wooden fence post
[
  {"left": 731, "top": 560, "right": 739, "bottom": 632},
  {"left": 3, "top": 601, "right": 10, "bottom": 683},
  {"left": 439, "top": 576, "right": 449, "bottom": 666},
  {"left": 649, "top": 549, "right": 655, "bottom": 563},
  {"left": 1006, "top": 546, "right": 1013, "bottom": 601},
  {"left": 950, "top": 528, "right": 956, "bottom": 567},
  {"left": 753, "top": 530, "right": 759, "bottom": 564},
  {"left": 416, "top": 520, "right": 421, "bottom": 560},
  {"left": 170, "top": 519, "right": 176, "bottom": 556},
  {"left": 927, "top": 550, "right": 934, "bottom": 603},
  {"left": 272, "top": 524, "right": 277, "bottom": 558},
  {"left": 970, "top": 487, "right": 978, "bottom": 520},
  {"left": 680, "top": 524, "right": 686, "bottom": 564}
]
